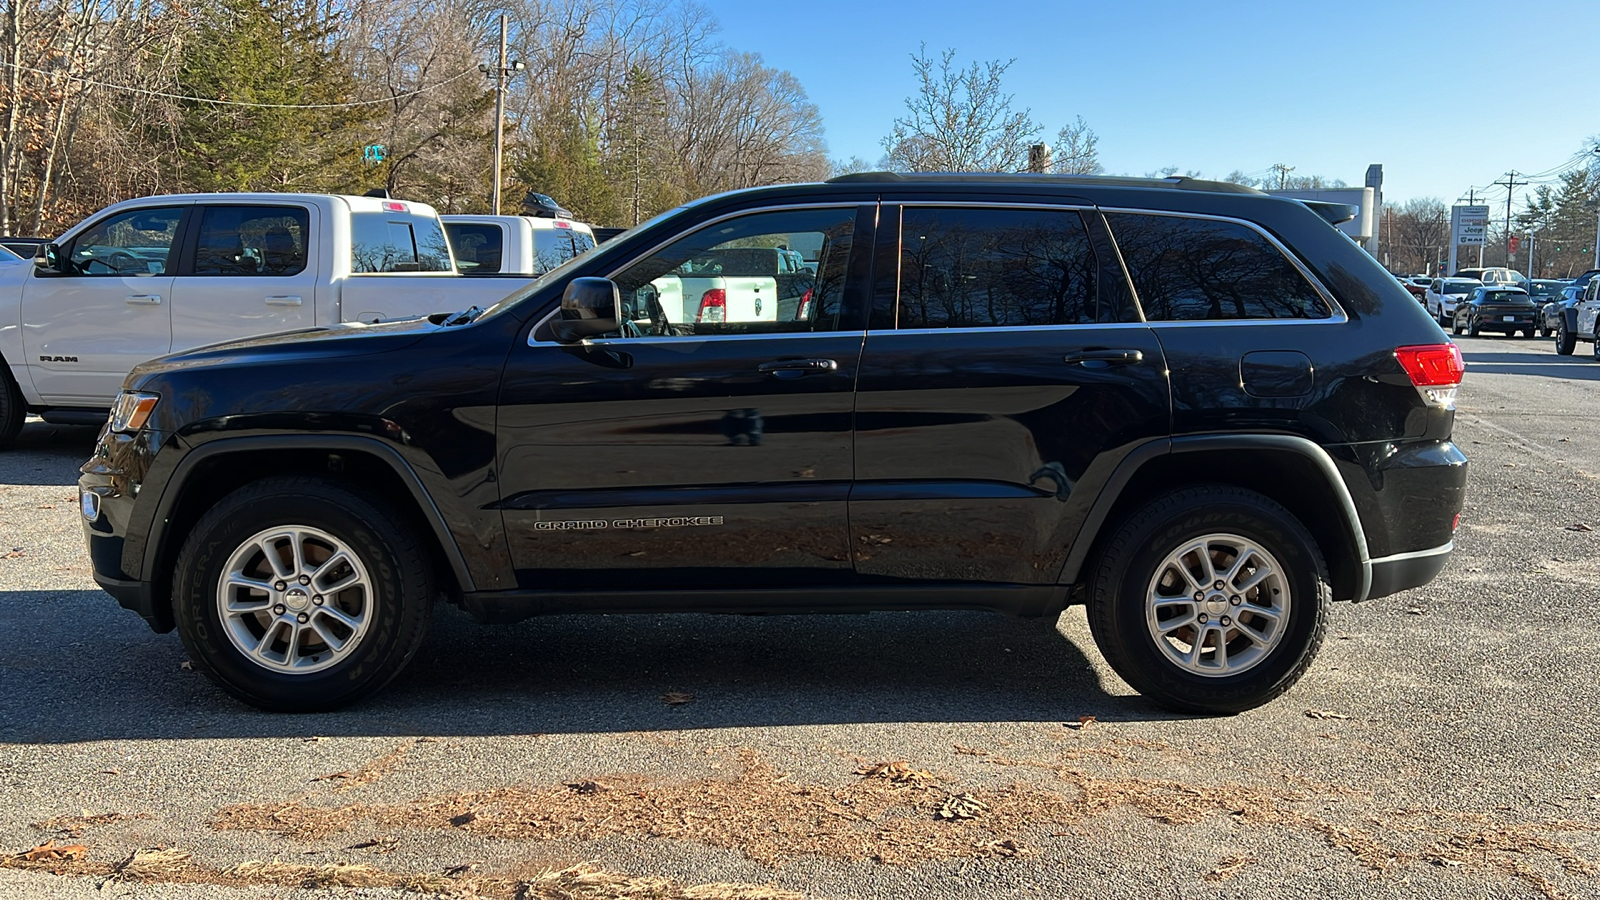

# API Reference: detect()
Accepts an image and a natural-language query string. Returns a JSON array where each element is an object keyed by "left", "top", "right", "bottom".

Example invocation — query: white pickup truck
[
  {"left": 440, "top": 214, "right": 597, "bottom": 276},
  {"left": 0, "top": 193, "right": 533, "bottom": 445}
]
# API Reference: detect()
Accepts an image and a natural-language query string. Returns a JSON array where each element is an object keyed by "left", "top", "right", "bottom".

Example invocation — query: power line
[{"left": 0, "top": 60, "right": 482, "bottom": 109}]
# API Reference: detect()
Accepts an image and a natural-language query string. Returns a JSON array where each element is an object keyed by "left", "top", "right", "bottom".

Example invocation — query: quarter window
[
  {"left": 67, "top": 207, "right": 184, "bottom": 276},
  {"left": 609, "top": 207, "right": 855, "bottom": 337},
  {"left": 191, "top": 205, "right": 309, "bottom": 276},
  {"left": 1105, "top": 213, "right": 1332, "bottom": 321},
  {"left": 896, "top": 207, "right": 1100, "bottom": 329}
]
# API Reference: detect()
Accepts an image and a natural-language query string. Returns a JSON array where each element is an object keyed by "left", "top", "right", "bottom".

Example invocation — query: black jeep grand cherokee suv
[{"left": 80, "top": 174, "right": 1468, "bottom": 714}]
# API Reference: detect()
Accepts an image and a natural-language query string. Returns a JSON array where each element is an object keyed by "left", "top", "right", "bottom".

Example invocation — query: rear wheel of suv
[
  {"left": 1086, "top": 485, "right": 1331, "bottom": 715},
  {"left": 0, "top": 364, "right": 24, "bottom": 449},
  {"left": 171, "top": 476, "right": 433, "bottom": 712},
  {"left": 1556, "top": 321, "right": 1576, "bottom": 355}
]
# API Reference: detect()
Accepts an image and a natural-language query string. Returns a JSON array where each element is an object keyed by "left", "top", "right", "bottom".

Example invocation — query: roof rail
[{"left": 824, "top": 171, "right": 1264, "bottom": 195}]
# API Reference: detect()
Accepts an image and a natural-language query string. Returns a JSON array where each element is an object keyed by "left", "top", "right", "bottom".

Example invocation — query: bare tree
[
  {"left": 1050, "top": 115, "right": 1100, "bottom": 176},
  {"left": 881, "top": 45, "right": 1038, "bottom": 173}
]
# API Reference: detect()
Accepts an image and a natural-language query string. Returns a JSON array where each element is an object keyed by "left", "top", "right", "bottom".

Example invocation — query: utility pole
[
  {"left": 1270, "top": 163, "right": 1295, "bottom": 190},
  {"left": 481, "top": 15, "right": 524, "bottom": 215},
  {"left": 1493, "top": 171, "right": 1524, "bottom": 269}
]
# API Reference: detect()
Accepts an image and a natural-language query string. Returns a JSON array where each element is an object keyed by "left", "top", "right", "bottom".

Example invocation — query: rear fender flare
[{"left": 1058, "top": 435, "right": 1372, "bottom": 603}]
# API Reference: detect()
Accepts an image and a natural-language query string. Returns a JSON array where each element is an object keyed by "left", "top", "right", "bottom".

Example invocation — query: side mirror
[
  {"left": 549, "top": 277, "right": 621, "bottom": 343},
  {"left": 33, "top": 242, "right": 64, "bottom": 275}
]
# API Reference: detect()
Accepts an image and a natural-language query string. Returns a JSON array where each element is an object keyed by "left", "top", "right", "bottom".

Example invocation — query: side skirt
[{"left": 460, "top": 584, "right": 1070, "bottom": 624}]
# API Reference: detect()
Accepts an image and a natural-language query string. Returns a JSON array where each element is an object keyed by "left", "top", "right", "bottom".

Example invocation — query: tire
[
  {"left": 1556, "top": 321, "right": 1575, "bottom": 355},
  {"left": 171, "top": 476, "right": 433, "bottom": 712},
  {"left": 1467, "top": 318, "right": 1480, "bottom": 337},
  {"left": 1592, "top": 331, "right": 1600, "bottom": 363},
  {"left": 1451, "top": 316, "right": 1462, "bottom": 336},
  {"left": 1086, "top": 485, "right": 1331, "bottom": 715},
  {"left": 0, "top": 363, "right": 24, "bottom": 449},
  {"left": 1541, "top": 327, "right": 1552, "bottom": 338},
  {"left": 1523, "top": 328, "right": 1536, "bottom": 339}
]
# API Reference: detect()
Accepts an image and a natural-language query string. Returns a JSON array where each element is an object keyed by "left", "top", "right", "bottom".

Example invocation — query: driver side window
[
  {"left": 610, "top": 207, "right": 856, "bottom": 338},
  {"left": 66, "top": 207, "right": 184, "bottom": 276}
]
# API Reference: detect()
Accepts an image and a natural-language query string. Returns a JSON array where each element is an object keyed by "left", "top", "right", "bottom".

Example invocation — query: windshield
[
  {"left": 1528, "top": 280, "right": 1563, "bottom": 296},
  {"left": 1442, "top": 280, "right": 1480, "bottom": 294},
  {"left": 1479, "top": 290, "right": 1527, "bottom": 304}
]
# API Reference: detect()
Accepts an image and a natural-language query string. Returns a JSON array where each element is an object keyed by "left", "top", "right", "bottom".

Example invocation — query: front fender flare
[{"left": 136, "top": 434, "right": 477, "bottom": 594}]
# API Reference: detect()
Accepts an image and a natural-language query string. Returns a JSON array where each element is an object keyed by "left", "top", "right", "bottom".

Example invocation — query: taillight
[
  {"left": 1395, "top": 343, "right": 1464, "bottom": 408},
  {"left": 796, "top": 287, "right": 813, "bottom": 320},
  {"left": 696, "top": 288, "right": 726, "bottom": 323}
]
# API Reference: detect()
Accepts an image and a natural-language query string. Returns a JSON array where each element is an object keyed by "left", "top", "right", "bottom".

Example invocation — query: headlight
[{"left": 110, "top": 391, "right": 160, "bottom": 433}]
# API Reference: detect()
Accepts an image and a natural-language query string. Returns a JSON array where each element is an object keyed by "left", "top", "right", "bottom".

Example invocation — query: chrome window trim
[
  {"left": 1097, "top": 206, "right": 1350, "bottom": 325},
  {"left": 565, "top": 330, "right": 867, "bottom": 348},
  {"left": 527, "top": 201, "right": 861, "bottom": 348},
  {"left": 884, "top": 323, "right": 1152, "bottom": 337}
]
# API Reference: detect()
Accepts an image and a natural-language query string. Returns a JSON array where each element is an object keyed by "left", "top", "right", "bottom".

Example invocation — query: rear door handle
[
  {"left": 1064, "top": 348, "right": 1143, "bottom": 366},
  {"left": 758, "top": 358, "right": 838, "bottom": 378},
  {"left": 124, "top": 294, "right": 162, "bottom": 305},
  {"left": 265, "top": 295, "right": 303, "bottom": 306}
]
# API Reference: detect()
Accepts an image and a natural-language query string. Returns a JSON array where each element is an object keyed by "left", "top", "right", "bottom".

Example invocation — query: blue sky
[{"left": 703, "top": 0, "right": 1599, "bottom": 207}]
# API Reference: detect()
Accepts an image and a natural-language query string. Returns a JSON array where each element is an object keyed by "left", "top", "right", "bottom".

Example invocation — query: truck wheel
[
  {"left": 171, "top": 476, "right": 432, "bottom": 712},
  {"left": 0, "top": 364, "right": 24, "bottom": 448},
  {"left": 1086, "top": 485, "right": 1330, "bottom": 715},
  {"left": 1556, "top": 321, "right": 1575, "bottom": 355}
]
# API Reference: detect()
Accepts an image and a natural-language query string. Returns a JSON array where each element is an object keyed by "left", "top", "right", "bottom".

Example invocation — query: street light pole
[
  {"left": 483, "top": 15, "right": 524, "bottom": 216},
  {"left": 492, "top": 14, "right": 506, "bottom": 215}
]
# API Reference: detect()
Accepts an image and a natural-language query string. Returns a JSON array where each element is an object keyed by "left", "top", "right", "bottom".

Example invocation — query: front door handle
[
  {"left": 265, "top": 295, "right": 303, "bottom": 306},
  {"left": 124, "top": 294, "right": 162, "bottom": 305},
  {"left": 758, "top": 358, "right": 838, "bottom": 378},
  {"left": 1064, "top": 348, "right": 1143, "bottom": 366}
]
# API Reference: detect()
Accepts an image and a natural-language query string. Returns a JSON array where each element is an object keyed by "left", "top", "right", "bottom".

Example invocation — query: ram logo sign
[{"left": 39, "top": 355, "right": 79, "bottom": 363}]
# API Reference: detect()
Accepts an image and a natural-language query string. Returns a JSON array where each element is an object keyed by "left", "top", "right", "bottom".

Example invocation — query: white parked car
[
  {"left": 0, "top": 193, "right": 537, "bottom": 444},
  {"left": 1424, "top": 277, "right": 1484, "bottom": 326}
]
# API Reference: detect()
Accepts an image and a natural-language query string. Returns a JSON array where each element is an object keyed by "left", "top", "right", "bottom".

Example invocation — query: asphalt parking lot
[{"left": 2, "top": 333, "right": 1598, "bottom": 900}]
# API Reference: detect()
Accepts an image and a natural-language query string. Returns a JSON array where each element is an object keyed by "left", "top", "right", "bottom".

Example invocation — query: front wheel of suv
[
  {"left": 1556, "top": 321, "right": 1576, "bottom": 355},
  {"left": 1086, "top": 485, "right": 1331, "bottom": 715},
  {"left": 171, "top": 476, "right": 433, "bottom": 712}
]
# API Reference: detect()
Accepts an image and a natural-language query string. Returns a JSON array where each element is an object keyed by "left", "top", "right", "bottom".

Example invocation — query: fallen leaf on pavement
[
  {"left": 935, "top": 793, "right": 987, "bottom": 820},
  {"left": 856, "top": 761, "right": 934, "bottom": 784},
  {"left": 1063, "top": 715, "right": 1097, "bottom": 729},
  {"left": 179, "top": 660, "right": 193, "bottom": 671},
  {"left": 1566, "top": 523, "right": 1594, "bottom": 532},
  {"left": 1204, "top": 854, "right": 1258, "bottom": 881},
  {"left": 1305, "top": 709, "right": 1352, "bottom": 720},
  {"left": 16, "top": 841, "right": 88, "bottom": 862},
  {"left": 661, "top": 692, "right": 695, "bottom": 705},
  {"left": 565, "top": 780, "right": 609, "bottom": 794}
]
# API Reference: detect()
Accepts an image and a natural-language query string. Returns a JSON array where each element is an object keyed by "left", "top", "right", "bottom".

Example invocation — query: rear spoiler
[{"left": 1298, "top": 200, "right": 1359, "bottom": 226}]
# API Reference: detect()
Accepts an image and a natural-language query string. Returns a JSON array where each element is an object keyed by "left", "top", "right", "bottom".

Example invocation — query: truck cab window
[
  {"left": 66, "top": 207, "right": 184, "bottom": 276},
  {"left": 191, "top": 206, "right": 310, "bottom": 276}
]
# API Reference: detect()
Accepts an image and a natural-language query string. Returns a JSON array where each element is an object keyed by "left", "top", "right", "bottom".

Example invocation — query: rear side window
[
  {"left": 897, "top": 206, "right": 1100, "bottom": 329},
  {"left": 192, "top": 205, "right": 309, "bottom": 276},
  {"left": 532, "top": 229, "right": 589, "bottom": 275},
  {"left": 1105, "top": 213, "right": 1332, "bottom": 321},
  {"left": 350, "top": 213, "right": 452, "bottom": 273},
  {"left": 443, "top": 222, "right": 503, "bottom": 274}
]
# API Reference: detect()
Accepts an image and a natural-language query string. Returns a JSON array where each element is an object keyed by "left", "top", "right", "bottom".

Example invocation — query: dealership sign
[{"left": 1452, "top": 205, "right": 1490, "bottom": 246}]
